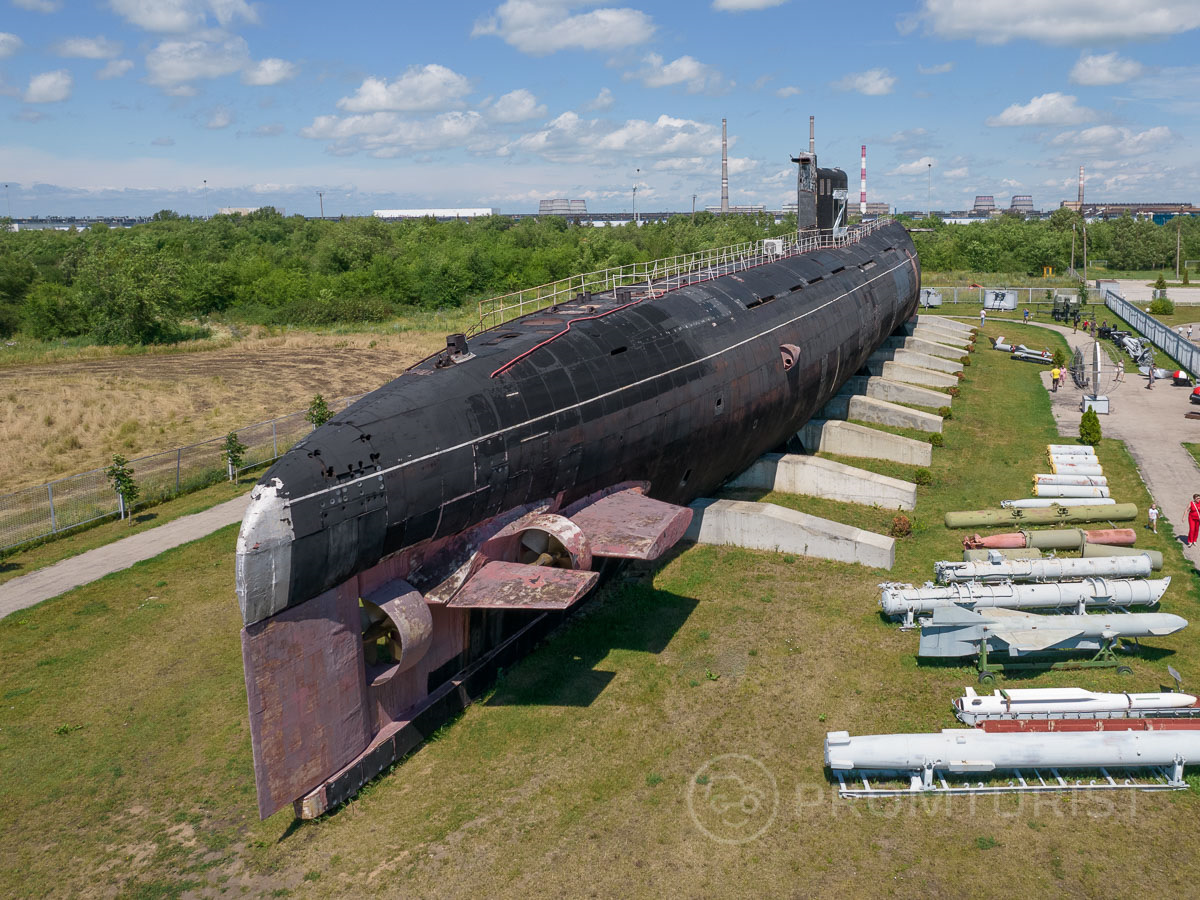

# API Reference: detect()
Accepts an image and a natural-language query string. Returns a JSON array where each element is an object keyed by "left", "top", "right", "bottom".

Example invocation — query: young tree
[
  {"left": 105, "top": 454, "right": 140, "bottom": 523},
  {"left": 1079, "top": 407, "right": 1102, "bottom": 446},
  {"left": 223, "top": 431, "right": 248, "bottom": 482},
  {"left": 305, "top": 394, "right": 333, "bottom": 428}
]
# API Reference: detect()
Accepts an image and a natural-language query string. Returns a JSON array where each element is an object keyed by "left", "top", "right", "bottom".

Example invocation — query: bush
[
  {"left": 1149, "top": 297, "right": 1175, "bottom": 316},
  {"left": 960, "top": 356, "right": 971, "bottom": 367},
  {"left": 1051, "top": 348, "right": 1067, "bottom": 368},
  {"left": 889, "top": 514, "right": 913, "bottom": 538},
  {"left": 913, "top": 468, "right": 932, "bottom": 485},
  {"left": 937, "top": 406, "right": 953, "bottom": 419},
  {"left": 305, "top": 394, "right": 333, "bottom": 428},
  {"left": 946, "top": 386, "right": 960, "bottom": 397},
  {"left": 928, "top": 433, "right": 944, "bottom": 447},
  {"left": 1184, "top": 268, "right": 1191, "bottom": 286},
  {"left": 1155, "top": 272, "right": 1168, "bottom": 292},
  {"left": 1079, "top": 407, "right": 1102, "bottom": 446}
]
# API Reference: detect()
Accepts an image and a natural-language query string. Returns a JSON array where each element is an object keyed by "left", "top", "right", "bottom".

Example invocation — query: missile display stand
[{"left": 975, "top": 637, "right": 1133, "bottom": 684}]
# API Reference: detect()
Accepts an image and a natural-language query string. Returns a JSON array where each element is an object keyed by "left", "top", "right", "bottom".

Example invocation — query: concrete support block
[
  {"left": 820, "top": 393, "right": 944, "bottom": 433},
  {"left": 685, "top": 498, "right": 895, "bottom": 570},
  {"left": 727, "top": 452, "right": 917, "bottom": 510},
  {"left": 892, "top": 335, "right": 969, "bottom": 360},
  {"left": 798, "top": 419, "right": 932, "bottom": 467},
  {"left": 883, "top": 348, "right": 963, "bottom": 375},
  {"left": 916, "top": 314, "right": 975, "bottom": 335},
  {"left": 843, "top": 375, "right": 950, "bottom": 409},
  {"left": 868, "top": 360, "right": 960, "bottom": 389},
  {"left": 911, "top": 326, "right": 972, "bottom": 348}
]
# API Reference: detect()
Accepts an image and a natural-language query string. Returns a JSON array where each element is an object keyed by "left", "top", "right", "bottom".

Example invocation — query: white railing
[{"left": 470, "top": 218, "right": 897, "bottom": 335}]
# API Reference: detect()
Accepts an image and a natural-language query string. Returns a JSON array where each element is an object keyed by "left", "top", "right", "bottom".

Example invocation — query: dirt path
[
  {"left": 0, "top": 494, "right": 249, "bottom": 619},
  {"left": 946, "top": 314, "right": 1200, "bottom": 567}
]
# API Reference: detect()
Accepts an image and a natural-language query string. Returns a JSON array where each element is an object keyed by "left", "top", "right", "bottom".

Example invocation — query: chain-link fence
[{"left": 0, "top": 393, "right": 366, "bottom": 552}]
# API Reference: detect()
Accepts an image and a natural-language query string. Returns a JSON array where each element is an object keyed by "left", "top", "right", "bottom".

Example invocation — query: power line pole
[
  {"left": 1177, "top": 217, "right": 1182, "bottom": 281},
  {"left": 3, "top": 183, "right": 10, "bottom": 219},
  {"left": 203, "top": 179, "right": 208, "bottom": 218}
]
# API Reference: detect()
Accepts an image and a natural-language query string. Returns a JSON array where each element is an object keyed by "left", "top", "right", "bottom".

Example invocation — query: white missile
[
  {"left": 1048, "top": 445, "right": 1095, "bottom": 456},
  {"left": 1050, "top": 453, "right": 1099, "bottom": 467},
  {"left": 1033, "top": 473, "right": 1108, "bottom": 486},
  {"left": 1001, "top": 497, "right": 1116, "bottom": 508},
  {"left": 881, "top": 577, "right": 1169, "bottom": 626},
  {"left": 824, "top": 728, "right": 1200, "bottom": 784},
  {"left": 1033, "top": 484, "right": 1110, "bottom": 498},
  {"left": 934, "top": 554, "right": 1153, "bottom": 583},
  {"left": 918, "top": 606, "right": 1186, "bottom": 658},
  {"left": 1051, "top": 462, "right": 1104, "bottom": 476},
  {"left": 953, "top": 686, "right": 1197, "bottom": 725}
]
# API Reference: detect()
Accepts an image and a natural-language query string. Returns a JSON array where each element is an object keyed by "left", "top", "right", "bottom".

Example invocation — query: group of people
[{"left": 1071, "top": 314, "right": 1101, "bottom": 337}]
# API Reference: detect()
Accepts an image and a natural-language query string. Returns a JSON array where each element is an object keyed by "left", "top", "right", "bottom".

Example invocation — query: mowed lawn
[{"left": 2, "top": 316, "right": 1200, "bottom": 898}]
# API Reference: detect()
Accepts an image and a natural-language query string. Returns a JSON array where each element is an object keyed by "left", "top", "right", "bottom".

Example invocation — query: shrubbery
[
  {"left": 1149, "top": 297, "right": 1175, "bottom": 316},
  {"left": 1079, "top": 407, "right": 1102, "bottom": 446}
]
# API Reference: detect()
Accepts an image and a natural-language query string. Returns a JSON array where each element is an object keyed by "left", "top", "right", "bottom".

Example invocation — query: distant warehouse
[{"left": 373, "top": 208, "right": 499, "bottom": 220}]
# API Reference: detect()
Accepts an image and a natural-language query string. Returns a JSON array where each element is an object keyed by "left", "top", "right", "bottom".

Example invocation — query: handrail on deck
[{"left": 468, "top": 217, "right": 895, "bottom": 336}]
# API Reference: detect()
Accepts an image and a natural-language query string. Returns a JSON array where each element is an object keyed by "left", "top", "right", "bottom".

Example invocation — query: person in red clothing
[{"left": 1188, "top": 494, "right": 1200, "bottom": 547}]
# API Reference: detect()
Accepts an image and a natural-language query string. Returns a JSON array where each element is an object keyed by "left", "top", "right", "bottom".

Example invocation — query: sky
[{"left": 1, "top": 0, "right": 1198, "bottom": 218}]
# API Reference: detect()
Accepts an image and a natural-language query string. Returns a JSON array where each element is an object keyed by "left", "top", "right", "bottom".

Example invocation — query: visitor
[
  {"left": 1188, "top": 494, "right": 1200, "bottom": 547},
  {"left": 1147, "top": 366, "right": 1155, "bottom": 390},
  {"left": 1072, "top": 312, "right": 1080, "bottom": 333},
  {"left": 1023, "top": 308, "right": 1030, "bottom": 324},
  {"left": 980, "top": 308, "right": 987, "bottom": 327},
  {"left": 1050, "top": 365, "right": 1061, "bottom": 392},
  {"left": 1189, "top": 325, "right": 1194, "bottom": 342},
  {"left": 1148, "top": 502, "right": 1160, "bottom": 534}
]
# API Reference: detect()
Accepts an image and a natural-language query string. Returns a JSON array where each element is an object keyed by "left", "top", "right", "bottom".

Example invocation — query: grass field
[{"left": 2, "top": 316, "right": 1200, "bottom": 898}]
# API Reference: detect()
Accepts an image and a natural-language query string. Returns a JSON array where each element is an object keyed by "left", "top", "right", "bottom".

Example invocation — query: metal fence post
[
  {"left": 176, "top": 448, "right": 181, "bottom": 493},
  {"left": 272, "top": 420, "right": 278, "bottom": 458},
  {"left": 47, "top": 483, "right": 57, "bottom": 533}
]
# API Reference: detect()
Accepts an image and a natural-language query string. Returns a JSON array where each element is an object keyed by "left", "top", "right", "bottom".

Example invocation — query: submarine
[{"left": 236, "top": 138, "right": 920, "bottom": 819}]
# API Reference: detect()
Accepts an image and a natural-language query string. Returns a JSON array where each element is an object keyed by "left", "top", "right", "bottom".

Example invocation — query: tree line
[
  {"left": 1, "top": 206, "right": 1197, "bottom": 345},
  {"left": 0, "top": 209, "right": 791, "bottom": 344}
]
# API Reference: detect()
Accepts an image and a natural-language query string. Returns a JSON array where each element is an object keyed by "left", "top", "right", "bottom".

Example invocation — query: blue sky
[{"left": 1, "top": 0, "right": 1198, "bottom": 217}]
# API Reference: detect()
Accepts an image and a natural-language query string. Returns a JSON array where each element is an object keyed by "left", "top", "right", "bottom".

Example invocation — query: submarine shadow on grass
[{"left": 486, "top": 585, "right": 699, "bottom": 708}]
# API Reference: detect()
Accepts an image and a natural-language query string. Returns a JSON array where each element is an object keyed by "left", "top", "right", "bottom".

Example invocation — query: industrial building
[{"left": 538, "top": 199, "right": 588, "bottom": 215}]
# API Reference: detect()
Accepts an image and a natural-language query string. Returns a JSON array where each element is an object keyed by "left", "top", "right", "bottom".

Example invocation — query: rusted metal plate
[
  {"left": 242, "top": 583, "right": 372, "bottom": 820},
  {"left": 569, "top": 488, "right": 693, "bottom": 560},
  {"left": 446, "top": 561, "right": 598, "bottom": 609}
]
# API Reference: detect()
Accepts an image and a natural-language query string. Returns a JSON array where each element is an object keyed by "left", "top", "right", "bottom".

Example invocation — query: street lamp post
[
  {"left": 317, "top": 191, "right": 325, "bottom": 219},
  {"left": 927, "top": 163, "right": 932, "bottom": 218}
]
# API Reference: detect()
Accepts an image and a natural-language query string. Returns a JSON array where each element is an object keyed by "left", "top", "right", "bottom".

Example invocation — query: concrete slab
[
  {"left": 685, "top": 498, "right": 895, "bottom": 569},
  {"left": 820, "top": 393, "right": 944, "bottom": 433},
  {"left": 883, "top": 335, "right": 968, "bottom": 361},
  {"left": 843, "top": 375, "right": 950, "bottom": 409},
  {"left": 869, "top": 360, "right": 961, "bottom": 389},
  {"left": 908, "top": 324, "right": 973, "bottom": 348},
  {"left": 727, "top": 452, "right": 917, "bottom": 510},
  {"left": 916, "top": 314, "right": 975, "bottom": 334},
  {"left": 870, "top": 347, "right": 963, "bottom": 375},
  {"left": 798, "top": 419, "right": 932, "bottom": 467}
]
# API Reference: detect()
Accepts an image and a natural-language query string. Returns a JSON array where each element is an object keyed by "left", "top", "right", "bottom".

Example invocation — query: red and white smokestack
[
  {"left": 721, "top": 117, "right": 729, "bottom": 214},
  {"left": 860, "top": 145, "right": 867, "bottom": 215}
]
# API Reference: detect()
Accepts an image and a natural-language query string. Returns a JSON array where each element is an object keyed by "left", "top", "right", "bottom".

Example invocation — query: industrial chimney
[
  {"left": 721, "top": 118, "right": 729, "bottom": 214},
  {"left": 1078, "top": 165, "right": 1085, "bottom": 207},
  {"left": 860, "top": 145, "right": 867, "bottom": 215}
]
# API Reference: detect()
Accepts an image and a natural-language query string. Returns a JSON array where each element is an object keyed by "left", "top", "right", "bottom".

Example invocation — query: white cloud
[
  {"left": 54, "top": 36, "right": 122, "bottom": 59},
  {"left": 490, "top": 88, "right": 546, "bottom": 123},
  {"left": 833, "top": 68, "right": 895, "bottom": 95},
  {"left": 776, "top": 85, "right": 801, "bottom": 97},
  {"left": 712, "top": 0, "right": 787, "bottom": 9},
  {"left": 145, "top": 36, "right": 249, "bottom": 90},
  {"left": 337, "top": 64, "right": 471, "bottom": 113},
  {"left": 97, "top": 59, "right": 134, "bottom": 79},
  {"left": 910, "top": 0, "right": 1200, "bottom": 45},
  {"left": 1051, "top": 124, "right": 1171, "bottom": 156},
  {"left": 205, "top": 106, "right": 233, "bottom": 129},
  {"left": 1069, "top": 52, "right": 1144, "bottom": 86},
  {"left": 986, "top": 92, "right": 1095, "bottom": 126},
  {"left": 109, "top": 0, "right": 258, "bottom": 33},
  {"left": 917, "top": 61, "right": 953, "bottom": 75},
  {"left": 13, "top": 0, "right": 60, "bottom": 10},
  {"left": 944, "top": 166, "right": 969, "bottom": 179},
  {"left": 0, "top": 33, "right": 23, "bottom": 59},
  {"left": 508, "top": 111, "right": 721, "bottom": 166},
  {"left": 889, "top": 156, "right": 936, "bottom": 176},
  {"left": 241, "top": 58, "right": 297, "bottom": 86},
  {"left": 25, "top": 69, "right": 72, "bottom": 102},
  {"left": 253, "top": 123, "right": 285, "bottom": 137},
  {"left": 301, "top": 110, "right": 487, "bottom": 157},
  {"left": 629, "top": 53, "right": 722, "bottom": 93},
  {"left": 882, "top": 127, "right": 929, "bottom": 144},
  {"left": 151, "top": 135, "right": 175, "bottom": 146},
  {"left": 585, "top": 86, "right": 614, "bottom": 110},
  {"left": 472, "top": 1, "right": 656, "bottom": 55}
]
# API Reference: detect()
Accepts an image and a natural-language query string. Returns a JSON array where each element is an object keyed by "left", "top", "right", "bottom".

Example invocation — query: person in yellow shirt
[{"left": 1050, "top": 365, "right": 1061, "bottom": 392}]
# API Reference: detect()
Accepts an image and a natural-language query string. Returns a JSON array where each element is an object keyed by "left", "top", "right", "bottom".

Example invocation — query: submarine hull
[{"left": 237, "top": 219, "right": 921, "bottom": 817}]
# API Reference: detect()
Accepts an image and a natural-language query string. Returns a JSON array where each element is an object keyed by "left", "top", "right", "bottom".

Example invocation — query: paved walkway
[
  {"left": 948, "top": 315, "right": 1200, "bottom": 567},
  {"left": 0, "top": 494, "right": 250, "bottom": 619}
]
